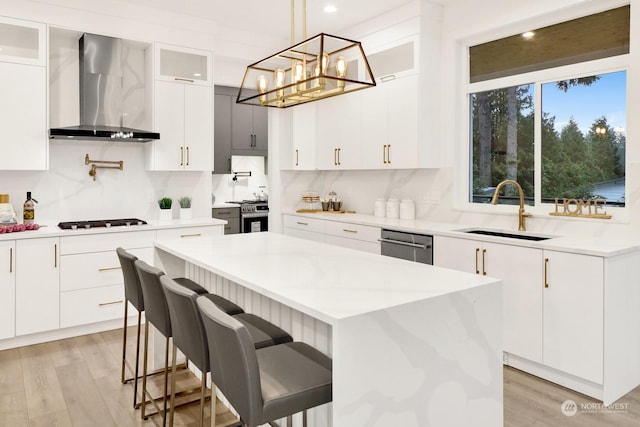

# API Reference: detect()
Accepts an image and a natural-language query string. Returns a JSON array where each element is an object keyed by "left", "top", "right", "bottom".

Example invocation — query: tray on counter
[{"left": 296, "top": 209, "right": 356, "bottom": 214}]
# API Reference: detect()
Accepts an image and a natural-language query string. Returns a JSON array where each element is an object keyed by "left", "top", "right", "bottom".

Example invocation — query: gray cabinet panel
[{"left": 214, "top": 93, "right": 232, "bottom": 173}]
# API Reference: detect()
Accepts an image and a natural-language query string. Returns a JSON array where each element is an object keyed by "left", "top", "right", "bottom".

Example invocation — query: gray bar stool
[
  {"left": 117, "top": 248, "right": 228, "bottom": 410},
  {"left": 135, "top": 260, "right": 224, "bottom": 425},
  {"left": 161, "top": 276, "right": 294, "bottom": 426},
  {"left": 197, "top": 296, "right": 332, "bottom": 427},
  {"left": 116, "top": 247, "right": 145, "bottom": 408}
]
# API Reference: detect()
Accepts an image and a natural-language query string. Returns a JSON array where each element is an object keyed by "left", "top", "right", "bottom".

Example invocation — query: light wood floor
[{"left": 1, "top": 326, "right": 639, "bottom": 426}]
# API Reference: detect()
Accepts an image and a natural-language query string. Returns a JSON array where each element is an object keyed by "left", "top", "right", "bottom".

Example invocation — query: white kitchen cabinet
[
  {"left": 365, "top": 35, "right": 418, "bottom": 82},
  {"left": 362, "top": 74, "right": 419, "bottom": 169},
  {"left": 316, "top": 93, "right": 362, "bottom": 169},
  {"left": 324, "top": 221, "right": 380, "bottom": 254},
  {"left": 0, "top": 241, "right": 16, "bottom": 340},
  {"left": 292, "top": 103, "right": 317, "bottom": 170},
  {"left": 15, "top": 237, "right": 59, "bottom": 336},
  {"left": 279, "top": 103, "right": 318, "bottom": 170},
  {"left": 0, "top": 61, "right": 47, "bottom": 170},
  {"left": 156, "top": 225, "right": 223, "bottom": 240},
  {"left": 435, "top": 235, "right": 544, "bottom": 363},
  {"left": 282, "top": 215, "right": 380, "bottom": 253},
  {"left": 154, "top": 43, "right": 212, "bottom": 87},
  {"left": 0, "top": 16, "right": 47, "bottom": 66},
  {"left": 543, "top": 250, "right": 603, "bottom": 384},
  {"left": 148, "top": 80, "right": 213, "bottom": 171}
]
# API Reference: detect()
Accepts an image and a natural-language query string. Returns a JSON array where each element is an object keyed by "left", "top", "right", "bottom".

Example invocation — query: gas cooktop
[
  {"left": 226, "top": 200, "right": 268, "bottom": 205},
  {"left": 58, "top": 218, "right": 147, "bottom": 230}
]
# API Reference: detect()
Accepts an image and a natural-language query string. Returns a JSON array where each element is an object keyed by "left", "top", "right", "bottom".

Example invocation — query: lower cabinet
[
  {"left": 15, "top": 237, "right": 60, "bottom": 336},
  {"left": 543, "top": 250, "right": 603, "bottom": 384},
  {"left": 434, "top": 235, "right": 605, "bottom": 386},
  {"left": 212, "top": 207, "right": 240, "bottom": 234},
  {"left": 0, "top": 241, "right": 16, "bottom": 340},
  {"left": 283, "top": 214, "right": 380, "bottom": 254}
]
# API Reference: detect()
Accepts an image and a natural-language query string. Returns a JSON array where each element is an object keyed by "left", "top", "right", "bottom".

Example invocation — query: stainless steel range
[{"left": 227, "top": 201, "right": 268, "bottom": 233}]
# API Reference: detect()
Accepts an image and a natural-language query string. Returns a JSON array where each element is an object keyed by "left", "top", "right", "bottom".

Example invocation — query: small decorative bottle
[{"left": 23, "top": 191, "right": 37, "bottom": 224}]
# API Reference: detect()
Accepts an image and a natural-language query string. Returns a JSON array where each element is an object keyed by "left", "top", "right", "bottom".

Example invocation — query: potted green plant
[
  {"left": 158, "top": 197, "right": 173, "bottom": 221},
  {"left": 179, "top": 196, "right": 192, "bottom": 219}
]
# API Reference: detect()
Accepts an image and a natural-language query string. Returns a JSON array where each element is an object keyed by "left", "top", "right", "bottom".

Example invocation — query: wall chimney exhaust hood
[{"left": 49, "top": 33, "right": 159, "bottom": 142}]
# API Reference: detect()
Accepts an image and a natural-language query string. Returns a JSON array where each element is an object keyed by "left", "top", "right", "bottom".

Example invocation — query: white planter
[
  {"left": 179, "top": 208, "right": 192, "bottom": 219},
  {"left": 158, "top": 209, "right": 172, "bottom": 221}
]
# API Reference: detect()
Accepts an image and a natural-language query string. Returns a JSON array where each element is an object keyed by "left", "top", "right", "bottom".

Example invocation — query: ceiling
[{"left": 121, "top": 0, "right": 453, "bottom": 39}]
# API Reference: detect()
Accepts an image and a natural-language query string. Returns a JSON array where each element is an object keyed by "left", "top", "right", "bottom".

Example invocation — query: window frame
[{"left": 458, "top": 41, "right": 630, "bottom": 221}]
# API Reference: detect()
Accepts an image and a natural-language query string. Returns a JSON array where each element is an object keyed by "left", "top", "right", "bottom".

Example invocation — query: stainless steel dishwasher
[{"left": 379, "top": 229, "right": 433, "bottom": 264}]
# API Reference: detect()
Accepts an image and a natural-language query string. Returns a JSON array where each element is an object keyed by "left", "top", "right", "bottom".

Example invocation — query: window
[{"left": 468, "top": 6, "right": 629, "bottom": 208}]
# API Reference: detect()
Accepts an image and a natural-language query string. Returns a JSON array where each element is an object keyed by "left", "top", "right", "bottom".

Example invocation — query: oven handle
[
  {"left": 241, "top": 212, "right": 269, "bottom": 218},
  {"left": 378, "top": 238, "right": 430, "bottom": 250}
]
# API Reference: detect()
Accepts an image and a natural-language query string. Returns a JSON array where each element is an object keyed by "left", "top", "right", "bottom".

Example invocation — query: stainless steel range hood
[{"left": 49, "top": 33, "right": 159, "bottom": 142}]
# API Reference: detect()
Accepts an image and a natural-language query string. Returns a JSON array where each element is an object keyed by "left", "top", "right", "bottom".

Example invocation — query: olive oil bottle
[{"left": 23, "top": 191, "right": 37, "bottom": 224}]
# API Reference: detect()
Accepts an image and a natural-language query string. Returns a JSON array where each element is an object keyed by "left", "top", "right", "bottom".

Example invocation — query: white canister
[
  {"left": 386, "top": 198, "right": 400, "bottom": 219},
  {"left": 400, "top": 199, "right": 415, "bottom": 220},
  {"left": 374, "top": 198, "right": 386, "bottom": 217}
]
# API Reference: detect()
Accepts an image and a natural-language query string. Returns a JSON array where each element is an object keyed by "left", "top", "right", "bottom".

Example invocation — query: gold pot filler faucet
[{"left": 490, "top": 180, "right": 531, "bottom": 231}]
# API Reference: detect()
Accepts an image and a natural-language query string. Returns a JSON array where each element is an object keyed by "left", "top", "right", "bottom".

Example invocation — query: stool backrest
[
  {"left": 197, "top": 296, "right": 263, "bottom": 426},
  {"left": 134, "top": 260, "right": 172, "bottom": 337},
  {"left": 160, "top": 276, "right": 210, "bottom": 372},
  {"left": 116, "top": 247, "right": 144, "bottom": 311}
]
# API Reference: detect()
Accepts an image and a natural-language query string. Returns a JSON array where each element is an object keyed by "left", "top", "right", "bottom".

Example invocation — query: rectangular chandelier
[{"left": 237, "top": 33, "right": 376, "bottom": 108}]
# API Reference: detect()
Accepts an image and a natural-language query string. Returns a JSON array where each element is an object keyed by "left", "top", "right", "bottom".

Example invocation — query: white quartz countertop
[
  {"left": 284, "top": 211, "right": 640, "bottom": 258},
  {"left": 154, "top": 232, "right": 500, "bottom": 324},
  {"left": 0, "top": 217, "right": 227, "bottom": 241}
]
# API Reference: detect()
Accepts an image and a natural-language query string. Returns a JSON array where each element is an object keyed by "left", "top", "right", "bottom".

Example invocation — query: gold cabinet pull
[
  {"left": 174, "top": 77, "right": 194, "bottom": 83},
  {"left": 475, "top": 248, "right": 480, "bottom": 274},
  {"left": 387, "top": 144, "right": 391, "bottom": 164},
  {"left": 383, "top": 145, "right": 387, "bottom": 164},
  {"left": 9, "top": 248, "right": 12, "bottom": 273},
  {"left": 296, "top": 221, "right": 308, "bottom": 226},
  {"left": 99, "top": 300, "right": 124, "bottom": 307},
  {"left": 186, "top": 146, "right": 190, "bottom": 165},
  {"left": 337, "top": 148, "right": 341, "bottom": 165},
  {"left": 295, "top": 149, "right": 299, "bottom": 166},
  {"left": 334, "top": 148, "right": 338, "bottom": 165},
  {"left": 544, "top": 258, "right": 549, "bottom": 288},
  {"left": 180, "top": 233, "right": 202, "bottom": 238},
  {"left": 98, "top": 266, "right": 122, "bottom": 272},
  {"left": 343, "top": 229, "right": 358, "bottom": 233},
  {"left": 54, "top": 244, "right": 57, "bottom": 268},
  {"left": 482, "top": 248, "right": 487, "bottom": 275},
  {"left": 180, "top": 147, "right": 184, "bottom": 166}
]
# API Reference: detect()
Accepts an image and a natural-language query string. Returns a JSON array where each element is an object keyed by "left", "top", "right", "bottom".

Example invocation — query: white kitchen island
[{"left": 154, "top": 232, "right": 503, "bottom": 427}]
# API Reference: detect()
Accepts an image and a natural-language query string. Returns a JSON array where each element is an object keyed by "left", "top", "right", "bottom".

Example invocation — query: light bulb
[
  {"left": 336, "top": 56, "right": 347, "bottom": 89},
  {"left": 292, "top": 60, "right": 305, "bottom": 92},
  {"left": 274, "top": 68, "right": 286, "bottom": 98},
  {"left": 257, "top": 75, "right": 268, "bottom": 104}
]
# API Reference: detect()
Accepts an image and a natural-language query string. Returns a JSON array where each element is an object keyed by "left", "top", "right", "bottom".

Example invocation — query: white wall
[{"left": 1, "top": 0, "right": 217, "bottom": 222}]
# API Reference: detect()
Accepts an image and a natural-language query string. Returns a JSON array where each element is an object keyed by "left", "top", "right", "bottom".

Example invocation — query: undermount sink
[{"left": 458, "top": 228, "right": 552, "bottom": 241}]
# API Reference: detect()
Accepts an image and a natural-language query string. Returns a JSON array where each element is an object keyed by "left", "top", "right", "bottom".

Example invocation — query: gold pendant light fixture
[{"left": 236, "top": 0, "right": 376, "bottom": 108}]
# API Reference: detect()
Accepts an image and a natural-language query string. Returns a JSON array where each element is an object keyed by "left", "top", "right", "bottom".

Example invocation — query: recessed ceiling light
[
  {"left": 324, "top": 5, "right": 337, "bottom": 13},
  {"left": 522, "top": 31, "right": 535, "bottom": 39}
]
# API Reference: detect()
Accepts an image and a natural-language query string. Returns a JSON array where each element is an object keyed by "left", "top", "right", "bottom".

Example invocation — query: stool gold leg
[
  {"left": 141, "top": 320, "right": 150, "bottom": 420},
  {"left": 121, "top": 302, "right": 129, "bottom": 384},
  {"left": 169, "top": 343, "right": 178, "bottom": 427},
  {"left": 199, "top": 374, "right": 207, "bottom": 426},
  {"left": 163, "top": 336, "right": 170, "bottom": 426},
  {"left": 133, "top": 310, "right": 142, "bottom": 408}
]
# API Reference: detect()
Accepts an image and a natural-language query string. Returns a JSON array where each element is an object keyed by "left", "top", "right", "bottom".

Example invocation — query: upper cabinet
[
  {"left": 154, "top": 44, "right": 212, "bottom": 86},
  {"left": 0, "top": 16, "right": 47, "bottom": 66},
  {"left": 147, "top": 44, "right": 213, "bottom": 171},
  {"left": 213, "top": 86, "right": 269, "bottom": 174},
  {"left": 0, "top": 16, "right": 47, "bottom": 171},
  {"left": 316, "top": 93, "right": 362, "bottom": 169}
]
